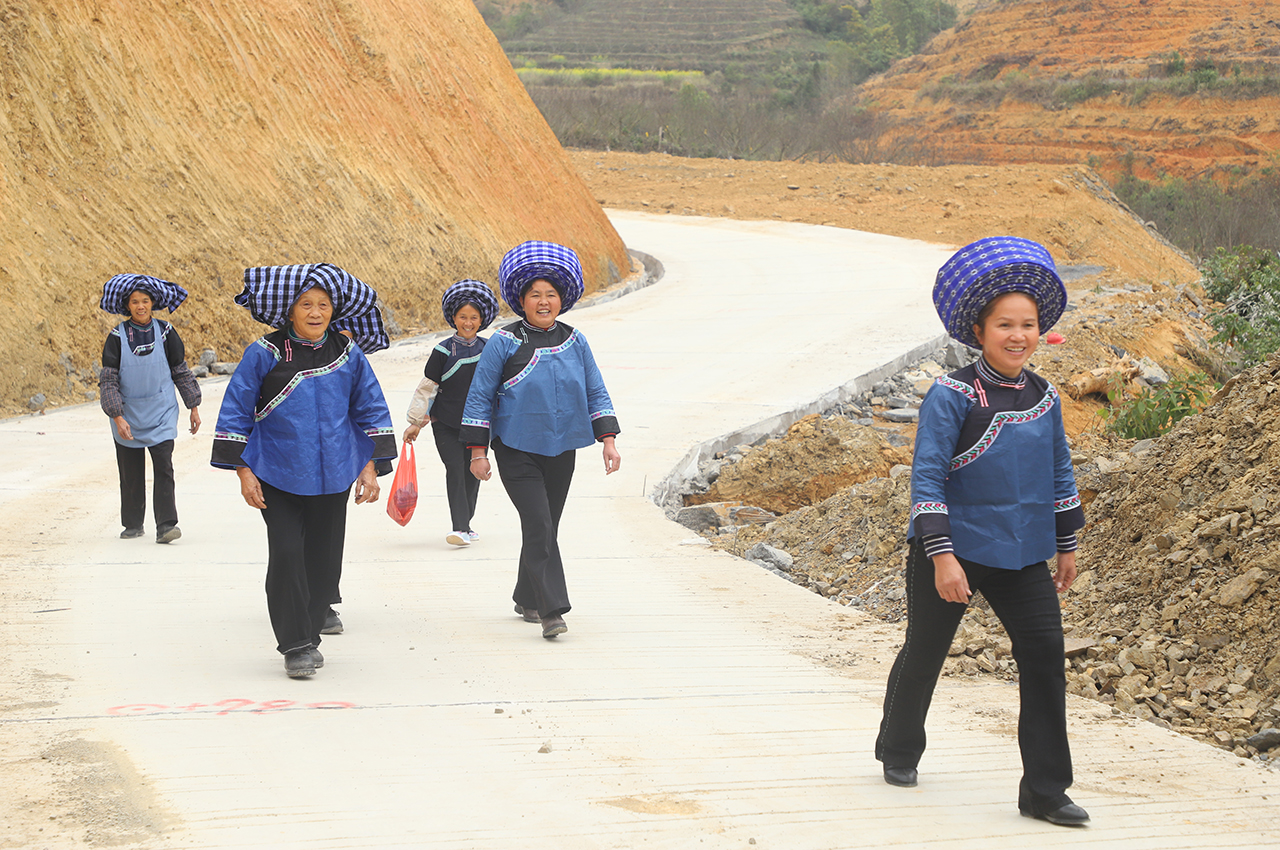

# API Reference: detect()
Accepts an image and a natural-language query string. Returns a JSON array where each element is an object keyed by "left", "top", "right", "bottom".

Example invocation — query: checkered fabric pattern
[
  {"left": 99, "top": 274, "right": 189, "bottom": 315},
  {"left": 441, "top": 279, "right": 499, "bottom": 330},
  {"left": 498, "top": 241, "right": 585, "bottom": 317},
  {"left": 933, "top": 236, "right": 1066, "bottom": 349},
  {"left": 236, "top": 263, "right": 389, "bottom": 354}
]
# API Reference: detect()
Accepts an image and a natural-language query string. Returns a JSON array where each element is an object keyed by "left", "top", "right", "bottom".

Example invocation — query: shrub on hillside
[
  {"left": 1101, "top": 370, "right": 1214, "bottom": 439},
  {"left": 1202, "top": 245, "right": 1280, "bottom": 370}
]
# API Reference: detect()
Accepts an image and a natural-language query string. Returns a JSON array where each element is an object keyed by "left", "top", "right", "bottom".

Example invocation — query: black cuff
[{"left": 592, "top": 416, "right": 620, "bottom": 442}]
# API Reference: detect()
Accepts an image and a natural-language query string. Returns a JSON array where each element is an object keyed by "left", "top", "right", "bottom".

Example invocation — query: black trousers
[
  {"left": 115, "top": 439, "right": 177, "bottom": 533},
  {"left": 433, "top": 422, "right": 481, "bottom": 533},
  {"left": 493, "top": 438, "right": 574, "bottom": 618},
  {"left": 259, "top": 480, "right": 350, "bottom": 655},
  {"left": 876, "top": 540, "right": 1073, "bottom": 815}
]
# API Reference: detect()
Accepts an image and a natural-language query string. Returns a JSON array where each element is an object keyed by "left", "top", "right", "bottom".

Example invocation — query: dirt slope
[
  {"left": 856, "top": 0, "right": 1280, "bottom": 180},
  {"left": 0, "top": 0, "right": 628, "bottom": 416}
]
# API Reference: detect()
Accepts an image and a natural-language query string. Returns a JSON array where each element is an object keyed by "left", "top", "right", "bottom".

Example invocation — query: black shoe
[
  {"left": 515, "top": 604, "right": 540, "bottom": 623},
  {"left": 284, "top": 648, "right": 316, "bottom": 678},
  {"left": 320, "top": 608, "right": 343, "bottom": 635},
  {"left": 310, "top": 648, "right": 324, "bottom": 669},
  {"left": 541, "top": 615, "right": 567, "bottom": 638},
  {"left": 883, "top": 765, "right": 918, "bottom": 787},
  {"left": 1021, "top": 802, "right": 1090, "bottom": 826},
  {"left": 156, "top": 526, "right": 182, "bottom": 544},
  {"left": 120, "top": 527, "right": 144, "bottom": 539}
]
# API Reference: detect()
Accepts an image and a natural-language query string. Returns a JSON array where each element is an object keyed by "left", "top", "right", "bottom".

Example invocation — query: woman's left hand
[
  {"left": 189, "top": 407, "right": 202, "bottom": 435},
  {"left": 353, "top": 461, "right": 380, "bottom": 505},
  {"left": 1053, "top": 551, "right": 1078, "bottom": 594},
  {"left": 602, "top": 436, "right": 620, "bottom": 475}
]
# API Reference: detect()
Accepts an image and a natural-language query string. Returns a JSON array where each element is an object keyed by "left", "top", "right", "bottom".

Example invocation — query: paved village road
[{"left": 2, "top": 212, "right": 1277, "bottom": 849}]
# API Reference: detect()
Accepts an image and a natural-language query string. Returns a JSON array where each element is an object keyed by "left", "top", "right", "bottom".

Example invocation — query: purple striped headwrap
[
  {"left": 933, "top": 236, "right": 1066, "bottom": 349},
  {"left": 100, "top": 273, "right": 189, "bottom": 315},
  {"left": 498, "top": 241, "right": 585, "bottom": 318},
  {"left": 441, "top": 279, "right": 499, "bottom": 330},
  {"left": 236, "top": 263, "right": 389, "bottom": 354}
]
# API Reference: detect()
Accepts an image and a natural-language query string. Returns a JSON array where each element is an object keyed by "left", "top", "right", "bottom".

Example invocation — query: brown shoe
[
  {"left": 514, "top": 604, "right": 539, "bottom": 623},
  {"left": 540, "top": 615, "right": 567, "bottom": 638}
]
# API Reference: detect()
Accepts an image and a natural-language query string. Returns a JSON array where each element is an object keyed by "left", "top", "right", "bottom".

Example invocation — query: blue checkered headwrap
[
  {"left": 99, "top": 273, "right": 189, "bottom": 315},
  {"left": 933, "top": 236, "right": 1066, "bottom": 349},
  {"left": 498, "top": 241, "right": 585, "bottom": 317},
  {"left": 441, "top": 279, "right": 499, "bottom": 330},
  {"left": 236, "top": 263, "right": 389, "bottom": 354}
]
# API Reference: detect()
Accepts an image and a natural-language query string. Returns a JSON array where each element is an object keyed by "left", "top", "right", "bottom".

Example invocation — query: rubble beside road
[{"left": 677, "top": 282, "right": 1280, "bottom": 763}]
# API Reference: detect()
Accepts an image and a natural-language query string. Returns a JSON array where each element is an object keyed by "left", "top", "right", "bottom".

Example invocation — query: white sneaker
[
  {"left": 446, "top": 531, "right": 469, "bottom": 546},
  {"left": 467, "top": 531, "right": 480, "bottom": 542}
]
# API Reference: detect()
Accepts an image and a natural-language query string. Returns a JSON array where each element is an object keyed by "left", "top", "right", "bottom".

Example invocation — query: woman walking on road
[
  {"left": 460, "top": 241, "right": 620, "bottom": 639},
  {"left": 875, "top": 237, "right": 1089, "bottom": 826},
  {"left": 402, "top": 279, "right": 501, "bottom": 547},
  {"left": 98, "top": 274, "right": 201, "bottom": 543},
  {"left": 211, "top": 263, "right": 396, "bottom": 679}
]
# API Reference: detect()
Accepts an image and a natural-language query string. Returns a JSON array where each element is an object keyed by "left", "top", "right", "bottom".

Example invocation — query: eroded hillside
[
  {"left": 0, "top": 0, "right": 629, "bottom": 416},
  {"left": 857, "top": 0, "right": 1280, "bottom": 180}
]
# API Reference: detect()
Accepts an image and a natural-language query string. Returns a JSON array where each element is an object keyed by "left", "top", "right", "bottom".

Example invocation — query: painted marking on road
[{"left": 106, "top": 699, "right": 358, "bottom": 717}]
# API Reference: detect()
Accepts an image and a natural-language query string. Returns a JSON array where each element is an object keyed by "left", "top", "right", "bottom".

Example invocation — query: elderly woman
[
  {"left": 461, "top": 241, "right": 620, "bottom": 639},
  {"left": 211, "top": 263, "right": 396, "bottom": 678},
  {"left": 98, "top": 274, "right": 201, "bottom": 543},
  {"left": 876, "top": 237, "right": 1088, "bottom": 825}
]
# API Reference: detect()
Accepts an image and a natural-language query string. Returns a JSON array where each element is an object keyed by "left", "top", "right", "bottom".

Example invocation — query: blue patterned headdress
[
  {"left": 236, "top": 263, "right": 389, "bottom": 354},
  {"left": 498, "top": 241, "right": 585, "bottom": 318},
  {"left": 441, "top": 279, "right": 499, "bottom": 331},
  {"left": 99, "top": 273, "right": 189, "bottom": 315},
  {"left": 933, "top": 236, "right": 1066, "bottom": 349}
]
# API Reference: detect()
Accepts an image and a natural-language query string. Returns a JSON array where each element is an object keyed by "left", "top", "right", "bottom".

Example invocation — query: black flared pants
[
  {"left": 115, "top": 439, "right": 177, "bottom": 533},
  {"left": 434, "top": 422, "right": 481, "bottom": 533},
  {"left": 876, "top": 540, "right": 1074, "bottom": 815},
  {"left": 259, "top": 480, "right": 350, "bottom": 655},
  {"left": 493, "top": 438, "right": 574, "bottom": 618}
]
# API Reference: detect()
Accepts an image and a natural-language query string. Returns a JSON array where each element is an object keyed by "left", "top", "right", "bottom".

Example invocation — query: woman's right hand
[
  {"left": 932, "top": 553, "right": 971, "bottom": 604},
  {"left": 112, "top": 416, "right": 133, "bottom": 442},
  {"left": 402, "top": 423, "right": 422, "bottom": 444},
  {"left": 236, "top": 466, "right": 267, "bottom": 509},
  {"left": 470, "top": 455, "right": 491, "bottom": 481}
]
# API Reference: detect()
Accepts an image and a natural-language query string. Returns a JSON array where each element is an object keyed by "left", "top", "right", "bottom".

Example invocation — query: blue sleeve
[
  {"left": 579, "top": 333, "right": 619, "bottom": 440},
  {"left": 459, "top": 334, "right": 508, "bottom": 448},
  {"left": 909, "top": 381, "right": 968, "bottom": 540},
  {"left": 210, "top": 341, "right": 275, "bottom": 469},
  {"left": 1050, "top": 387, "right": 1085, "bottom": 538},
  {"left": 347, "top": 347, "right": 396, "bottom": 462}
]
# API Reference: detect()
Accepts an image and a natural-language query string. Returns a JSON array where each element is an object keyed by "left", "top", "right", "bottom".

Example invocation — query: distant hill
[
  {"left": 855, "top": 0, "right": 1280, "bottom": 180},
  {"left": 0, "top": 0, "right": 628, "bottom": 415},
  {"left": 478, "top": 0, "right": 823, "bottom": 71}
]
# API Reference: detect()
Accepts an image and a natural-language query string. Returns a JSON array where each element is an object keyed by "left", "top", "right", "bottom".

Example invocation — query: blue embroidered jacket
[
  {"left": 211, "top": 329, "right": 396, "bottom": 495},
  {"left": 459, "top": 320, "right": 619, "bottom": 456},
  {"left": 910, "top": 360, "right": 1084, "bottom": 569}
]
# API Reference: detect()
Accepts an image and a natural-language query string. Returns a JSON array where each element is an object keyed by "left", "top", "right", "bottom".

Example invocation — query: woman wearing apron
[{"left": 98, "top": 274, "right": 201, "bottom": 543}]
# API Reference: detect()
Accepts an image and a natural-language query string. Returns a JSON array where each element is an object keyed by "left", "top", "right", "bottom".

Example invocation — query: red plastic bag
[{"left": 386, "top": 441, "right": 418, "bottom": 526}]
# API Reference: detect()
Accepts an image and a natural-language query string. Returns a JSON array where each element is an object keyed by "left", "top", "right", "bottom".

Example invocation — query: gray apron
[{"left": 112, "top": 321, "right": 179, "bottom": 448}]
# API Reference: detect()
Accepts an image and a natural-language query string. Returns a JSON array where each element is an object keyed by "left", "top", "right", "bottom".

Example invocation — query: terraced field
[{"left": 501, "top": 0, "right": 822, "bottom": 70}]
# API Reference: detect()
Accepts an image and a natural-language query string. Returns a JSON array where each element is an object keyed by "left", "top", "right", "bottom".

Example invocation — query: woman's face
[
  {"left": 127, "top": 291, "right": 153, "bottom": 325},
  {"left": 289, "top": 287, "right": 334, "bottom": 341},
  {"left": 453, "top": 304, "right": 482, "bottom": 340},
  {"left": 521, "top": 280, "right": 562, "bottom": 329},
  {"left": 973, "top": 292, "right": 1040, "bottom": 378}
]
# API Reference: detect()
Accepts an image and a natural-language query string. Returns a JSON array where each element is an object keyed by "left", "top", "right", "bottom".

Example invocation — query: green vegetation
[
  {"left": 1201, "top": 245, "right": 1280, "bottom": 370},
  {"left": 1101, "top": 370, "right": 1215, "bottom": 439},
  {"left": 517, "top": 67, "right": 704, "bottom": 88},
  {"left": 1113, "top": 171, "right": 1280, "bottom": 259}
]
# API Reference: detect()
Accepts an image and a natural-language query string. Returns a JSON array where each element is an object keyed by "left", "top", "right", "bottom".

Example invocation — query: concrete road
[{"left": 2, "top": 213, "right": 1277, "bottom": 849}]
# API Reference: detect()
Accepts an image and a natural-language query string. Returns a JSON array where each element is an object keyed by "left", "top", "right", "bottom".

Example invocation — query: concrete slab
[{"left": 1, "top": 213, "right": 1277, "bottom": 848}]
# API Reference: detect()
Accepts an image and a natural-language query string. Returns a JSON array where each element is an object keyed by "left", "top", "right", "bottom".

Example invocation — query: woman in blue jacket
[
  {"left": 212, "top": 263, "right": 396, "bottom": 678},
  {"left": 875, "top": 237, "right": 1089, "bottom": 826},
  {"left": 460, "top": 241, "right": 620, "bottom": 639}
]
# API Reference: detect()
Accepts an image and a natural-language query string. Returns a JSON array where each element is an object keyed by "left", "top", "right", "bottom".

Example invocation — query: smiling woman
[{"left": 211, "top": 263, "right": 396, "bottom": 680}]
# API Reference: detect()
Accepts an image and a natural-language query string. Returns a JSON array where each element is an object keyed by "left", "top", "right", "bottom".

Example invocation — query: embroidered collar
[
  {"left": 975, "top": 356, "right": 1026, "bottom": 389},
  {"left": 286, "top": 328, "right": 328, "bottom": 348},
  {"left": 451, "top": 334, "right": 482, "bottom": 347},
  {"left": 520, "top": 320, "right": 558, "bottom": 334}
]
